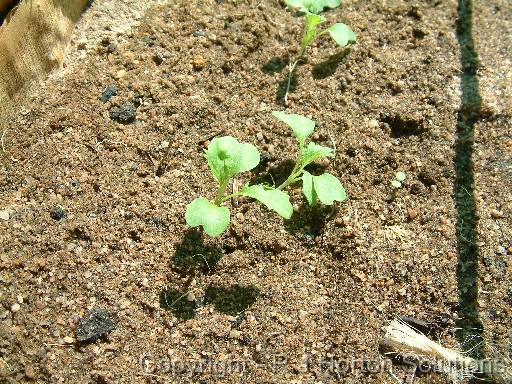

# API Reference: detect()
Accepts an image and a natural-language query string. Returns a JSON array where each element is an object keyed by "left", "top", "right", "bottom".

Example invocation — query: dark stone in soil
[
  {"left": 109, "top": 102, "right": 136, "bottom": 124},
  {"left": 50, "top": 207, "right": 66, "bottom": 221},
  {"left": 152, "top": 52, "right": 164, "bottom": 65},
  {"left": 100, "top": 85, "right": 118, "bottom": 103},
  {"left": 76, "top": 308, "right": 116, "bottom": 343}
]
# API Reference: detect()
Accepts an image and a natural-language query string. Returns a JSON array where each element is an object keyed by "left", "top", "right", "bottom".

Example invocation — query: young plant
[
  {"left": 272, "top": 111, "right": 347, "bottom": 206},
  {"left": 282, "top": 0, "right": 356, "bottom": 104},
  {"left": 185, "top": 136, "right": 292, "bottom": 236},
  {"left": 391, "top": 171, "right": 406, "bottom": 189}
]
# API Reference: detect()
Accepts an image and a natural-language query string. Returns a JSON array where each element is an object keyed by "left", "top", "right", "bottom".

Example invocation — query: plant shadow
[
  {"left": 204, "top": 284, "right": 260, "bottom": 316},
  {"left": 249, "top": 159, "right": 295, "bottom": 187},
  {"left": 312, "top": 49, "right": 350, "bottom": 80},
  {"left": 159, "top": 288, "right": 196, "bottom": 320},
  {"left": 262, "top": 56, "right": 286, "bottom": 75},
  {"left": 171, "top": 229, "right": 223, "bottom": 276},
  {"left": 285, "top": 202, "right": 337, "bottom": 243}
]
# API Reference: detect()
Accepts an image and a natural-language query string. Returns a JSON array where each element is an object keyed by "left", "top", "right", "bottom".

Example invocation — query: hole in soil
[
  {"left": 171, "top": 230, "right": 223, "bottom": 276},
  {"left": 203, "top": 284, "right": 260, "bottom": 315},
  {"left": 262, "top": 57, "right": 286, "bottom": 75},
  {"left": 379, "top": 113, "right": 425, "bottom": 138},
  {"left": 312, "top": 50, "right": 350, "bottom": 80},
  {"left": 159, "top": 289, "right": 196, "bottom": 320}
]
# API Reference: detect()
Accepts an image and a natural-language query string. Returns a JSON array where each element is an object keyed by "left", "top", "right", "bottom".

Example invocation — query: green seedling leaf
[
  {"left": 284, "top": 0, "right": 341, "bottom": 14},
  {"left": 302, "top": 142, "right": 334, "bottom": 165},
  {"left": 241, "top": 184, "right": 293, "bottom": 219},
  {"left": 324, "top": 23, "right": 356, "bottom": 47},
  {"left": 312, "top": 172, "right": 347, "bottom": 205},
  {"left": 206, "top": 136, "right": 260, "bottom": 183},
  {"left": 302, "top": 171, "right": 318, "bottom": 205},
  {"left": 391, "top": 180, "right": 402, "bottom": 188},
  {"left": 395, "top": 171, "right": 406, "bottom": 182},
  {"left": 301, "top": 13, "right": 326, "bottom": 51},
  {"left": 185, "top": 198, "right": 230, "bottom": 236},
  {"left": 272, "top": 111, "right": 315, "bottom": 146}
]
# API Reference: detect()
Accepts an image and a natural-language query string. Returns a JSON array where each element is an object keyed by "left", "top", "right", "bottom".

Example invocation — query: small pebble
[
  {"left": 408, "top": 208, "right": 419, "bottom": 220},
  {"left": 76, "top": 38, "right": 88, "bottom": 50},
  {"left": 153, "top": 52, "right": 164, "bottom": 65},
  {"left": 186, "top": 292, "right": 196, "bottom": 302},
  {"left": 99, "top": 85, "right": 118, "bottom": 103},
  {"left": 256, "top": 132, "right": 264, "bottom": 142},
  {"left": 491, "top": 209, "right": 504, "bottom": 219},
  {"left": 50, "top": 207, "right": 66, "bottom": 221},
  {"left": 63, "top": 336, "right": 74, "bottom": 344},
  {"left": 109, "top": 102, "right": 136, "bottom": 124},
  {"left": 235, "top": 212, "right": 244, "bottom": 222},
  {"left": 115, "top": 69, "right": 126, "bottom": 79},
  {"left": 11, "top": 303, "right": 21, "bottom": 312},
  {"left": 25, "top": 365, "right": 36, "bottom": 379},
  {"left": 192, "top": 55, "right": 205, "bottom": 70},
  {"left": 141, "top": 277, "right": 150, "bottom": 288},
  {"left": 0, "top": 209, "right": 10, "bottom": 221},
  {"left": 229, "top": 329, "right": 241, "bottom": 339}
]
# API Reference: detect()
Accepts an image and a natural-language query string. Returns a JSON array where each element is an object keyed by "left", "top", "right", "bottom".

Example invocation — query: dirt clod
[
  {"left": 76, "top": 308, "right": 116, "bottom": 343},
  {"left": 109, "top": 102, "right": 136, "bottom": 124}
]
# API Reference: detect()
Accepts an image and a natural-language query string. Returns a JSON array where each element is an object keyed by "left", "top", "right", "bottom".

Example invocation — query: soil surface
[{"left": 0, "top": 0, "right": 509, "bottom": 383}]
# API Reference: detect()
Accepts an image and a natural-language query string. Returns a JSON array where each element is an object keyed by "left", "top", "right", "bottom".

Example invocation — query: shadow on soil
[
  {"left": 160, "top": 288, "right": 196, "bottom": 320},
  {"left": 250, "top": 159, "right": 295, "bottom": 187},
  {"left": 285, "top": 203, "right": 337, "bottom": 244},
  {"left": 171, "top": 229, "right": 223, "bottom": 276},
  {"left": 204, "top": 285, "right": 260, "bottom": 316},
  {"left": 262, "top": 57, "right": 286, "bottom": 75},
  {"left": 312, "top": 49, "right": 351, "bottom": 80},
  {"left": 160, "top": 285, "right": 260, "bottom": 320},
  {"left": 454, "top": 0, "right": 484, "bottom": 362}
]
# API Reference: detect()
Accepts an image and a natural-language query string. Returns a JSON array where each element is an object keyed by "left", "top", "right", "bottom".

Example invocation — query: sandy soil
[{"left": 0, "top": 0, "right": 510, "bottom": 383}]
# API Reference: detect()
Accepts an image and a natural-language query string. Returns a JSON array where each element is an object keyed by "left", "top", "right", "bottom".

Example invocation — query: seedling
[
  {"left": 282, "top": 0, "right": 356, "bottom": 104},
  {"left": 391, "top": 171, "right": 406, "bottom": 188},
  {"left": 272, "top": 111, "right": 347, "bottom": 206},
  {"left": 185, "top": 136, "right": 292, "bottom": 236},
  {"left": 185, "top": 113, "right": 347, "bottom": 237}
]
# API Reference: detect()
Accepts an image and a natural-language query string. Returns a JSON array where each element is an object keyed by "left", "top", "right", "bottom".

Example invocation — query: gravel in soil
[{"left": 0, "top": 0, "right": 472, "bottom": 382}]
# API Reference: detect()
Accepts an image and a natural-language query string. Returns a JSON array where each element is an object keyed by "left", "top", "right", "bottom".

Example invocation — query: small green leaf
[
  {"left": 312, "top": 173, "right": 347, "bottom": 205},
  {"left": 185, "top": 198, "right": 230, "bottom": 236},
  {"left": 325, "top": 23, "right": 356, "bottom": 47},
  {"left": 206, "top": 136, "right": 260, "bottom": 183},
  {"left": 272, "top": 111, "right": 315, "bottom": 146},
  {"left": 284, "top": 0, "right": 341, "bottom": 14},
  {"left": 302, "top": 171, "right": 318, "bottom": 205},
  {"left": 302, "top": 142, "right": 333, "bottom": 165},
  {"left": 301, "top": 13, "right": 326, "bottom": 50},
  {"left": 391, "top": 180, "right": 402, "bottom": 188},
  {"left": 241, "top": 184, "right": 293, "bottom": 219},
  {"left": 395, "top": 171, "right": 406, "bottom": 182}
]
